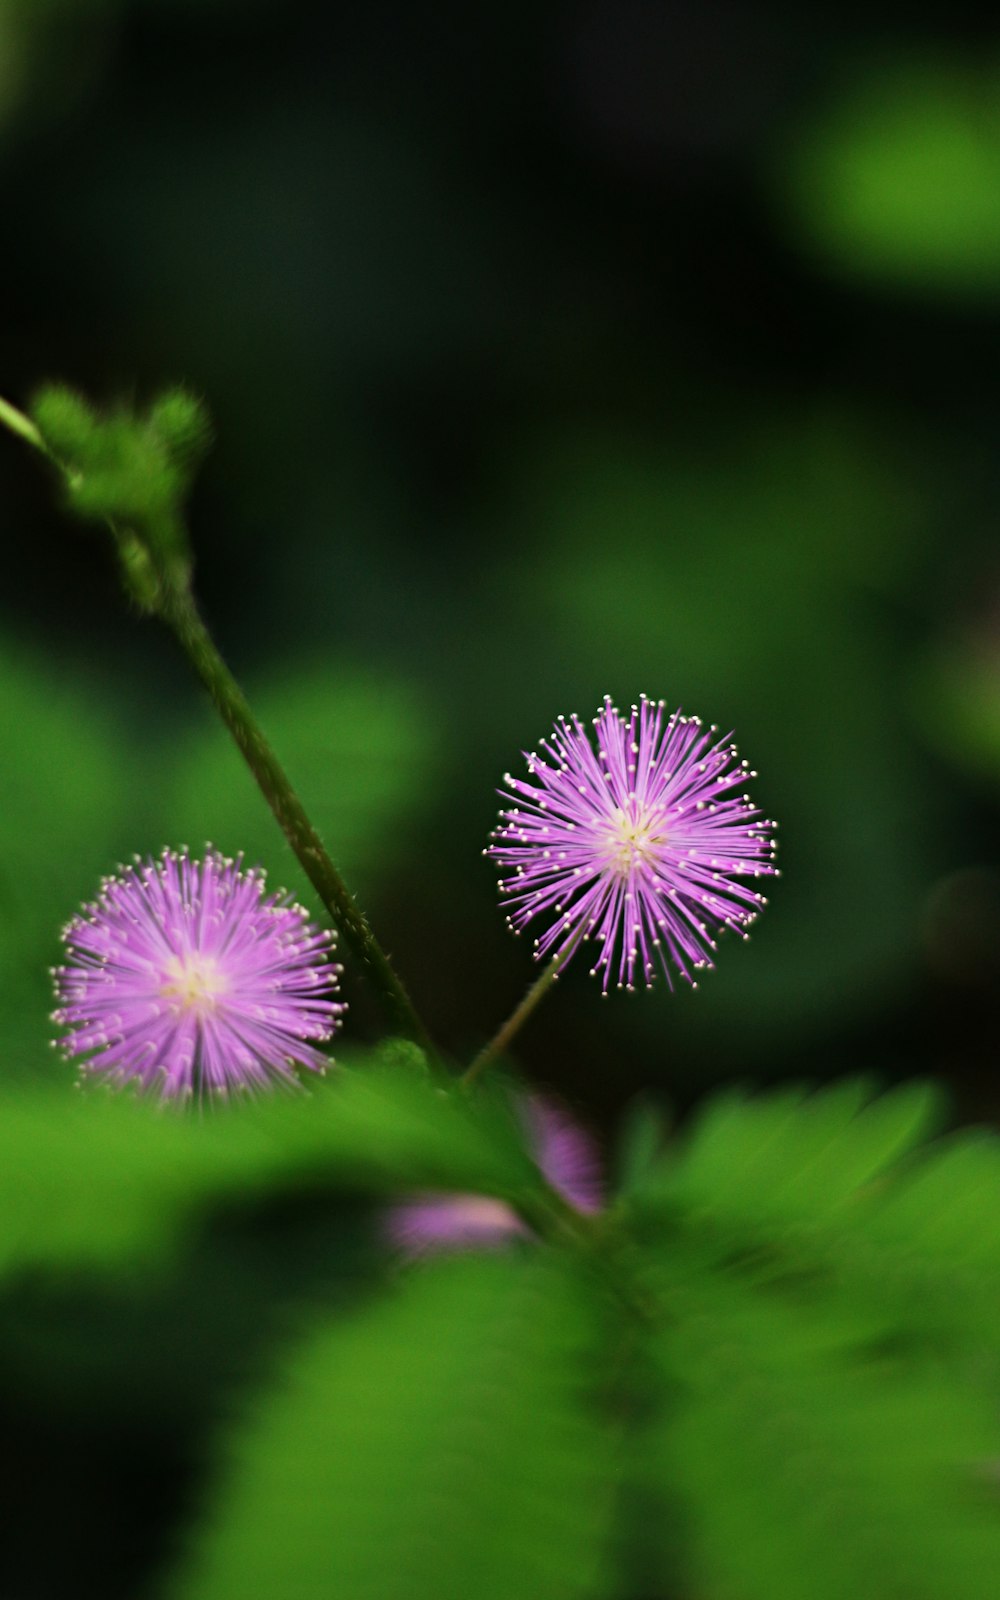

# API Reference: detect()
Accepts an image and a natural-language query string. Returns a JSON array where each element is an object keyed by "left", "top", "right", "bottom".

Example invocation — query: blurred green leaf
[
  {"left": 638, "top": 1075, "right": 943, "bottom": 1228},
  {"left": 167, "top": 1076, "right": 1000, "bottom": 1600},
  {"left": 647, "top": 1256, "right": 1000, "bottom": 1600},
  {"left": 624, "top": 1078, "right": 1000, "bottom": 1598},
  {"left": 627, "top": 1078, "right": 1000, "bottom": 1374},
  {"left": 30, "top": 387, "right": 209, "bottom": 597},
  {"left": 0, "top": 641, "right": 130, "bottom": 1074},
  {"left": 163, "top": 664, "right": 439, "bottom": 900},
  {"left": 171, "top": 1251, "right": 615, "bottom": 1600},
  {"left": 778, "top": 60, "right": 1000, "bottom": 296},
  {"left": 0, "top": 1045, "right": 548, "bottom": 1277},
  {"left": 612, "top": 1093, "right": 672, "bottom": 1197},
  {"left": 29, "top": 384, "right": 98, "bottom": 457}
]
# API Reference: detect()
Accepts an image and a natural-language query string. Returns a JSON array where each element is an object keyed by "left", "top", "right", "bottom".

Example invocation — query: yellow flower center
[
  {"left": 603, "top": 804, "right": 667, "bottom": 878},
  {"left": 161, "top": 953, "right": 228, "bottom": 1016}
]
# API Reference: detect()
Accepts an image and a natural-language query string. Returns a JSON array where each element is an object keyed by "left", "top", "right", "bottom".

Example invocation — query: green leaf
[
  {"left": 148, "top": 387, "right": 212, "bottom": 475},
  {"left": 33, "top": 390, "right": 181, "bottom": 526},
  {"left": 613, "top": 1092, "right": 672, "bottom": 1198},
  {"left": 853, "top": 1126, "right": 1000, "bottom": 1345},
  {"left": 170, "top": 1251, "right": 615, "bottom": 1600},
  {"left": 622, "top": 1079, "right": 1000, "bottom": 1598},
  {"left": 0, "top": 1048, "right": 547, "bottom": 1276},
  {"left": 628, "top": 1076, "right": 1000, "bottom": 1353},
  {"left": 635, "top": 1076, "right": 943, "bottom": 1229},
  {"left": 29, "top": 384, "right": 98, "bottom": 457},
  {"left": 647, "top": 1254, "right": 1000, "bottom": 1600},
  {"left": 31, "top": 383, "right": 209, "bottom": 524}
]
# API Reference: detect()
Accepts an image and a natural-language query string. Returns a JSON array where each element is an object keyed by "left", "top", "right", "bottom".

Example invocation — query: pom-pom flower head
[
  {"left": 53, "top": 849, "right": 344, "bottom": 1098},
  {"left": 489, "top": 697, "right": 777, "bottom": 991}
]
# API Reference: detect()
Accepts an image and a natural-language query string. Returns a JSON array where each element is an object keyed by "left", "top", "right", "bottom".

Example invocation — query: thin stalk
[
  {"left": 463, "top": 929, "right": 585, "bottom": 1086},
  {"left": 155, "top": 582, "right": 436, "bottom": 1054}
]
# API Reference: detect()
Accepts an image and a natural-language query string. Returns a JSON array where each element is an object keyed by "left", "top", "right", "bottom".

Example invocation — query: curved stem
[{"left": 157, "top": 583, "right": 437, "bottom": 1055}]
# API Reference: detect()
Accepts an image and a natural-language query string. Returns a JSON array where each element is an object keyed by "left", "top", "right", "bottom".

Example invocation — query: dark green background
[{"left": 2, "top": 3, "right": 1000, "bottom": 1594}]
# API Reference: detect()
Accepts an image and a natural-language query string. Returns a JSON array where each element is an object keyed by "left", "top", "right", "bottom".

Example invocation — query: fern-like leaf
[
  {"left": 171, "top": 1251, "right": 615, "bottom": 1600},
  {"left": 625, "top": 1079, "right": 1000, "bottom": 1599},
  {"left": 641, "top": 1076, "right": 942, "bottom": 1229},
  {"left": 644, "top": 1249, "right": 1000, "bottom": 1600}
]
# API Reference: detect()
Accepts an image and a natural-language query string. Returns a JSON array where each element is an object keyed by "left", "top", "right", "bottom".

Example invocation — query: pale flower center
[
  {"left": 161, "top": 953, "right": 229, "bottom": 1016},
  {"left": 453, "top": 1197, "right": 518, "bottom": 1230},
  {"left": 602, "top": 804, "right": 667, "bottom": 878}
]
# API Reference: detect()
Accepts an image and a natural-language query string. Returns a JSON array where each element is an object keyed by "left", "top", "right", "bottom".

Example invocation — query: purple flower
[
  {"left": 387, "top": 1096, "right": 603, "bottom": 1253},
  {"left": 489, "top": 696, "right": 777, "bottom": 991},
  {"left": 53, "top": 849, "right": 344, "bottom": 1098}
]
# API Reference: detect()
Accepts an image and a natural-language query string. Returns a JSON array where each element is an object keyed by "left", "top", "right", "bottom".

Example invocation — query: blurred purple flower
[
  {"left": 489, "top": 695, "right": 777, "bottom": 991},
  {"left": 388, "top": 1096, "right": 603, "bottom": 1253},
  {"left": 53, "top": 848, "right": 343, "bottom": 1098}
]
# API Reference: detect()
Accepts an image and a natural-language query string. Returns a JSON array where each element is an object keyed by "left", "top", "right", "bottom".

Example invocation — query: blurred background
[{"left": 2, "top": 1, "right": 1000, "bottom": 1594}]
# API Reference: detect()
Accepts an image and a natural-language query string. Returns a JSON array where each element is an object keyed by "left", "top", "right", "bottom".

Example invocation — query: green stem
[
  {"left": 156, "top": 582, "right": 436, "bottom": 1054},
  {"left": 463, "top": 935, "right": 581, "bottom": 1086}
]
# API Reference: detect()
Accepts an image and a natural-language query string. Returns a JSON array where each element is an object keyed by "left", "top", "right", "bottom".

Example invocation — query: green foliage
[
  {"left": 637, "top": 1075, "right": 942, "bottom": 1228},
  {"left": 157, "top": 1076, "right": 1000, "bottom": 1600},
  {"left": 33, "top": 385, "right": 183, "bottom": 523},
  {"left": 0, "top": 641, "right": 130, "bottom": 1074},
  {"left": 630, "top": 1074, "right": 1000, "bottom": 1361},
  {"left": 148, "top": 387, "right": 213, "bottom": 474},
  {"left": 173, "top": 1251, "right": 615, "bottom": 1600},
  {"left": 7, "top": 1023, "right": 1000, "bottom": 1599},
  {"left": 623, "top": 1079, "right": 1000, "bottom": 1599},
  {"left": 779, "top": 60, "right": 1000, "bottom": 296},
  {"left": 612, "top": 1092, "right": 672, "bottom": 1197},
  {"left": 29, "top": 384, "right": 98, "bottom": 458},
  {"left": 0, "top": 1045, "right": 547, "bottom": 1276},
  {"left": 29, "top": 384, "right": 211, "bottom": 601},
  {"left": 649, "top": 1258, "right": 1000, "bottom": 1600}
]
